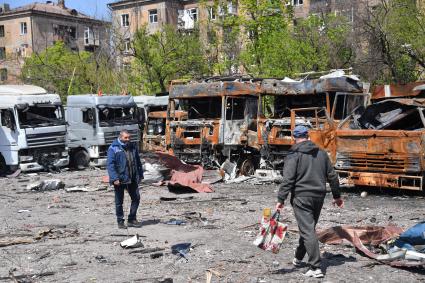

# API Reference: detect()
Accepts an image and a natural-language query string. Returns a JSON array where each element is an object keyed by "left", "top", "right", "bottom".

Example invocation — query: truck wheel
[
  {"left": 0, "top": 155, "right": 7, "bottom": 176},
  {"left": 73, "top": 150, "right": 90, "bottom": 170},
  {"left": 240, "top": 158, "right": 255, "bottom": 176}
]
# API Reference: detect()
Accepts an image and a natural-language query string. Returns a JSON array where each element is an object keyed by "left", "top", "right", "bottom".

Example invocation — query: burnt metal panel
[
  {"left": 170, "top": 81, "right": 262, "bottom": 99},
  {"left": 261, "top": 77, "right": 363, "bottom": 95}
]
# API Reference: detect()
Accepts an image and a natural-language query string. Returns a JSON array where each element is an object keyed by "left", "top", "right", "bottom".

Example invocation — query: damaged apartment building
[{"left": 0, "top": 0, "right": 109, "bottom": 83}]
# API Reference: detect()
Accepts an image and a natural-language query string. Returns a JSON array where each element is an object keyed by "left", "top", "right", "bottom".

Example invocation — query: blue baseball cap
[{"left": 293, "top": 125, "right": 309, "bottom": 138}]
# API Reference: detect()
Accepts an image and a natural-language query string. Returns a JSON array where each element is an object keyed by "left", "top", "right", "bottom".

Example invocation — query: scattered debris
[
  {"left": 17, "top": 209, "right": 31, "bottom": 213},
  {"left": 6, "top": 169, "right": 21, "bottom": 179},
  {"left": 120, "top": 235, "right": 144, "bottom": 249},
  {"left": 150, "top": 252, "right": 164, "bottom": 259},
  {"left": 165, "top": 219, "right": 186, "bottom": 226},
  {"left": 171, "top": 243, "right": 192, "bottom": 262},
  {"left": 317, "top": 225, "right": 425, "bottom": 267},
  {"left": 220, "top": 159, "right": 237, "bottom": 181},
  {"left": 65, "top": 186, "right": 106, "bottom": 193},
  {"left": 95, "top": 255, "right": 107, "bottom": 263},
  {"left": 26, "top": 179, "right": 65, "bottom": 191}
]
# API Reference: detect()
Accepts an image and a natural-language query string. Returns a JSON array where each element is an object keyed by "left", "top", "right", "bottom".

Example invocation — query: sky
[{"left": 4, "top": 0, "right": 113, "bottom": 20}]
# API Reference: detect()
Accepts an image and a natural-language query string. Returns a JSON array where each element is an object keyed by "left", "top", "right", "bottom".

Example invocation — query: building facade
[{"left": 0, "top": 0, "right": 109, "bottom": 83}]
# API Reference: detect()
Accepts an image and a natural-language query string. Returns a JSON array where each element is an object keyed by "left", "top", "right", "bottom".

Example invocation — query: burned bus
[
  {"left": 258, "top": 74, "right": 366, "bottom": 168},
  {"left": 167, "top": 79, "right": 261, "bottom": 174},
  {"left": 335, "top": 81, "right": 425, "bottom": 191}
]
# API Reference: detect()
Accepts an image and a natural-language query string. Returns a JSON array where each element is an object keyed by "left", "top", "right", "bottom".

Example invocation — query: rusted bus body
[
  {"left": 257, "top": 77, "right": 366, "bottom": 168},
  {"left": 335, "top": 130, "right": 425, "bottom": 191},
  {"left": 143, "top": 110, "right": 187, "bottom": 152},
  {"left": 167, "top": 80, "right": 262, "bottom": 170},
  {"left": 334, "top": 87, "right": 425, "bottom": 191}
]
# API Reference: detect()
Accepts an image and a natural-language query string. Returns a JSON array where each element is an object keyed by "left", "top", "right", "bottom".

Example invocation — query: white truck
[
  {"left": 0, "top": 85, "right": 69, "bottom": 174},
  {"left": 66, "top": 95, "right": 140, "bottom": 168}
]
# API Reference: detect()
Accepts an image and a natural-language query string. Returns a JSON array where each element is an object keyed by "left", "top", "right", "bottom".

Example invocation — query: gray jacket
[{"left": 277, "top": 141, "right": 340, "bottom": 204}]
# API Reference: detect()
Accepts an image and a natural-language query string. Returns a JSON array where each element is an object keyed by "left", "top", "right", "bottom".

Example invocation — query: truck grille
[
  {"left": 26, "top": 131, "right": 67, "bottom": 148},
  {"left": 335, "top": 153, "right": 421, "bottom": 173},
  {"left": 104, "top": 129, "right": 140, "bottom": 145}
]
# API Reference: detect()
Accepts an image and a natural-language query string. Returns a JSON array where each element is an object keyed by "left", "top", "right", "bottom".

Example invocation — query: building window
[
  {"left": 0, "top": 47, "right": 5, "bottom": 60},
  {"left": 0, "top": 25, "right": 4, "bottom": 37},
  {"left": 189, "top": 8, "right": 198, "bottom": 22},
  {"left": 121, "top": 14, "right": 129, "bottom": 27},
  {"left": 209, "top": 7, "right": 216, "bottom": 20},
  {"left": 149, "top": 9, "right": 158, "bottom": 23},
  {"left": 124, "top": 38, "right": 131, "bottom": 53},
  {"left": 20, "top": 22, "right": 27, "bottom": 35},
  {"left": 292, "top": 0, "right": 303, "bottom": 6},
  {"left": 84, "top": 27, "right": 90, "bottom": 45},
  {"left": 0, "top": 68, "right": 7, "bottom": 81}
]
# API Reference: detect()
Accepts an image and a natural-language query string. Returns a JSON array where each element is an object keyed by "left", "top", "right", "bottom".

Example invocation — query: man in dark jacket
[
  {"left": 275, "top": 125, "right": 343, "bottom": 278},
  {"left": 107, "top": 130, "right": 144, "bottom": 229}
]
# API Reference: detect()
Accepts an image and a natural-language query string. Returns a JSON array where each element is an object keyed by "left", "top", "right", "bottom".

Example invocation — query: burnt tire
[
  {"left": 72, "top": 150, "right": 90, "bottom": 170},
  {"left": 239, "top": 158, "right": 255, "bottom": 176}
]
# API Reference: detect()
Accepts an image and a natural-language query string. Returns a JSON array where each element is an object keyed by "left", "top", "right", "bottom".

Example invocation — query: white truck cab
[
  {"left": 66, "top": 95, "right": 140, "bottom": 168},
  {"left": 0, "top": 85, "right": 69, "bottom": 174}
]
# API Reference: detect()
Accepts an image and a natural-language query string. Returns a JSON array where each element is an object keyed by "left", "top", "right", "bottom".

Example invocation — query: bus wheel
[
  {"left": 240, "top": 158, "right": 255, "bottom": 176},
  {"left": 73, "top": 150, "right": 90, "bottom": 170},
  {"left": 0, "top": 155, "right": 7, "bottom": 176}
]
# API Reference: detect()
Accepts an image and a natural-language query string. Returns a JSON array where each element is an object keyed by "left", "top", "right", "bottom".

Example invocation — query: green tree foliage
[
  {"left": 21, "top": 41, "right": 125, "bottom": 101},
  {"left": 130, "top": 25, "right": 208, "bottom": 94},
  {"left": 236, "top": 0, "right": 353, "bottom": 77},
  {"left": 361, "top": 0, "right": 425, "bottom": 83}
]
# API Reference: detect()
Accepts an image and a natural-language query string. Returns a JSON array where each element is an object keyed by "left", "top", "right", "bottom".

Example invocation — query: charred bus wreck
[
  {"left": 335, "top": 82, "right": 425, "bottom": 191},
  {"left": 167, "top": 79, "right": 261, "bottom": 173},
  {"left": 257, "top": 74, "right": 366, "bottom": 169},
  {"left": 167, "top": 73, "right": 367, "bottom": 175}
]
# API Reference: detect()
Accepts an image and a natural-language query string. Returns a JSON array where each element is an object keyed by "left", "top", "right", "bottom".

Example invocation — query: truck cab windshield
[
  {"left": 18, "top": 105, "right": 65, "bottom": 128},
  {"left": 98, "top": 106, "right": 137, "bottom": 126}
]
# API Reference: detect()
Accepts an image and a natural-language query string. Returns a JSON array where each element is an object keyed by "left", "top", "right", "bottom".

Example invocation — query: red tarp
[
  {"left": 317, "top": 225, "right": 425, "bottom": 267},
  {"left": 155, "top": 153, "right": 214, "bottom": 193}
]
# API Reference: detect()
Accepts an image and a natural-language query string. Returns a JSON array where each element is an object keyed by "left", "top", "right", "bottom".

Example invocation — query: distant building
[{"left": 0, "top": 0, "right": 110, "bottom": 83}]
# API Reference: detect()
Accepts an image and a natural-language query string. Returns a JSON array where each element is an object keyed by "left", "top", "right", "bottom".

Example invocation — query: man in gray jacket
[{"left": 275, "top": 125, "right": 344, "bottom": 278}]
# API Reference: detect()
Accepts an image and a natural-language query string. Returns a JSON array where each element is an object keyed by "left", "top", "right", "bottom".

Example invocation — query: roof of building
[
  {"left": 1, "top": 2, "right": 100, "bottom": 21},
  {"left": 0, "top": 85, "right": 48, "bottom": 95}
]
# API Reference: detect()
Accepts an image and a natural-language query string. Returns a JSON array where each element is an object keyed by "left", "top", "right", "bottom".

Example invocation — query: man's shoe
[
  {"left": 292, "top": 258, "right": 303, "bottom": 267},
  {"left": 117, "top": 222, "right": 127, "bottom": 229},
  {"left": 303, "top": 269, "right": 324, "bottom": 278},
  {"left": 127, "top": 219, "right": 142, "bottom": 228}
]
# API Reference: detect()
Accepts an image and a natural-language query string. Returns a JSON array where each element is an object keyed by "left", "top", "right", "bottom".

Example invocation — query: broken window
[
  {"left": 189, "top": 8, "right": 198, "bottom": 22},
  {"left": 0, "top": 68, "right": 7, "bottom": 81},
  {"left": 20, "top": 22, "right": 27, "bottom": 35},
  {"left": 225, "top": 96, "right": 258, "bottom": 120},
  {"left": 149, "top": 9, "right": 158, "bottom": 23},
  {"left": 121, "top": 14, "right": 129, "bottom": 27},
  {"left": 0, "top": 47, "right": 5, "bottom": 60},
  {"left": 357, "top": 100, "right": 425, "bottom": 130},
  {"left": 98, "top": 106, "right": 137, "bottom": 126},
  {"left": 82, "top": 108, "right": 95, "bottom": 124},
  {"left": 123, "top": 38, "right": 131, "bottom": 53},
  {"left": 209, "top": 6, "right": 216, "bottom": 20},
  {"left": 18, "top": 105, "right": 65, "bottom": 128},
  {"left": 1, "top": 109, "right": 15, "bottom": 129},
  {"left": 0, "top": 25, "right": 4, "bottom": 37},
  {"left": 179, "top": 97, "right": 222, "bottom": 119},
  {"left": 332, "top": 93, "right": 367, "bottom": 120},
  {"left": 53, "top": 24, "right": 77, "bottom": 41},
  {"left": 262, "top": 94, "right": 327, "bottom": 119},
  {"left": 292, "top": 0, "right": 303, "bottom": 6},
  {"left": 147, "top": 118, "right": 165, "bottom": 135}
]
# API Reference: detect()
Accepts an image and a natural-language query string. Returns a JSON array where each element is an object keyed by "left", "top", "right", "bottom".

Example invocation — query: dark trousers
[
  {"left": 114, "top": 182, "right": 140, "bottom": 223},
  {"left": 292, "top": 196, "right": 324, "bottom": 269}
]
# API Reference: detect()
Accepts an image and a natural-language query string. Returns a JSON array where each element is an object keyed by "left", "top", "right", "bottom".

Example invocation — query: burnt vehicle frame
[
  {"left": 335, "top": 82, "right": 425, "bottom": 191},
  {"left": 167, "top": 79, "right": 262, "bottom": 173}
]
